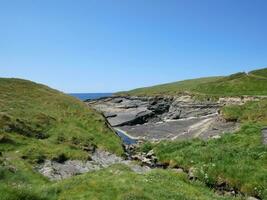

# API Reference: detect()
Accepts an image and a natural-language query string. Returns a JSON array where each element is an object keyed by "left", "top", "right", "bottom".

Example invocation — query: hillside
[
  {"left": 0, "top": 78, "right": 123, "bottom": 158},
  {"left": 119, "top": 68, "right": 267, "bottom": 97},
  {"left": 0, "top": 78, "right": 237, "bottom": 200}
]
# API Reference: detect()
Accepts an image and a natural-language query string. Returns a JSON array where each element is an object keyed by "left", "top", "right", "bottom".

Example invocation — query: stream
[{"left": 115, "top": 128, "right": 138, "bottom": 145}]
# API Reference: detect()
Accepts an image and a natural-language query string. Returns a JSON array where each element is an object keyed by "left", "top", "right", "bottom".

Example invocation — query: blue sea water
[{"left": 69, "top": 93, "right": 113, "bottom": 101}]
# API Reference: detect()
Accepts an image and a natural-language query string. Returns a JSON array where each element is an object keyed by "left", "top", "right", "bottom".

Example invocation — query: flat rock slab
[
  {"left": 37, "top": 150, "right": 150, "bottom": 181},
  {"left": 118, "top": 116, "right": 237, "bottom": 141},
  {"left": 262, "top": 128, "right": 267, "bottom": 144},
  {"left": 89, "top": 98, "right": 152, "bottom": 126},
  {"left": 88, "top": 96, "right": 237, "bottom": 141}
]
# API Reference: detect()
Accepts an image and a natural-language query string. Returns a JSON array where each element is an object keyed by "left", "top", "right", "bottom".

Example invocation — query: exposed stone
[
  {"left": 37, "top": 149, "right": 151, "bottom": 180},
  {"left": 262, "top": 127, "right": 267, "bottom": 145},
  {"left": 104, "top": 113, "right": 117, "bottom": 118},
  {"left": 89, "top": 96, "right": 238, "bottom": 141},
  {"left": 212, "top": 135, "right": 221, "bottom": 139},
  {"left": 172, "top": 168, "right": 184, "bottom": 173},
  {"left": 111, "top": 98, "right": 123, "bottom": 103},
  {"left": 188, "top": 167, "right": 197, "bottom": 180},
  {"left": 146, "top": 150, "right": 154, "bottom": 158},
  {"left": 247, "top": 197, "right": 260, "bottom": 200}
]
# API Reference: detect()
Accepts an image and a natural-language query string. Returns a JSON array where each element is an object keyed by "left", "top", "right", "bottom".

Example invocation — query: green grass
[
  {"left": 118, "top": 76, "right": 222, "bottom": 97},
  {"left": 118, "top": 68, "right": 267, "bottom": 97},
  {"left": 221, "top": 99, "right": 267, "bottom": 124},
  {"left": 50, "top": 164, "right": 237, "bottom": 200},
  {"left": 0, "top": 162, "right": 239, "bottom": 200},
  {"left": 0, "top": 78, "right": 124, "bottom": 199},
  {"left": 1, "top": 77, "right": 266, "bottom": 199},
  {"left": 0, "top": 152, "right": 240, "bottom": 200},
  {"left": 139, "top": 99, "right": 267, "bottom": 199},
  {"left": 0, "top": 78, "right": 243, "bottom": 200},
  {"left": 0, "top": 78, "right": 124, "bottom": 163}
]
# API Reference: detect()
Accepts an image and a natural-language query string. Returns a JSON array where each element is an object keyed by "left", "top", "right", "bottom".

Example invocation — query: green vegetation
[
  {"left": 51, "top": 164, "right": 238, "bottom": 200},
  {"left": 0, "top": 78, "right": 124, "bottom": 162},
  {"left": 139, "top": 99, "right": 267, "bottom": 199},
  {"left": 0, "top": 78, "right": 236, "bottom": 200},
  {"left": 0, "top": 162, "right": 238, "bottom": 200},
  {"left": 222, "top": 99, "right": 267, "bottom": 124},
  {"left": 0, "top": 154, "right": 50, "bottom": 200},
  {"left": 0, "top": 78, "right": 122, "bottom": 199},
  {"left": 1, "top": 77, "right": 266, "bottom": 199},
  {"left": 119, "top": 68, "right": 267, "bottom": 97}
]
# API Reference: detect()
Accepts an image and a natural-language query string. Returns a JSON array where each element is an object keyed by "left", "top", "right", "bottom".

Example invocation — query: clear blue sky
[{"left": 1, "top": 0, "right": 267, "bottom": 93}]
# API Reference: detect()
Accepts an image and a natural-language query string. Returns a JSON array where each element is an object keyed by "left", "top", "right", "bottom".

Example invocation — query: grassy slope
[
  {"left": 222, "top": 99, "right": 267, "bottom": 125},
  {"left": 0, "top": 78, "right": 123, "bottom": 160},
  {"left": 0, "top": 78, "right": 122, "bottom": 199},
  {"left": 0, "top": 78, "right": 237, "bottom": 200},
  {"left": 139, "top": 99, "right": 267, "bottom": 199},
  {"left": 119, "top": 68, "right": 267, "bottom": 97}
]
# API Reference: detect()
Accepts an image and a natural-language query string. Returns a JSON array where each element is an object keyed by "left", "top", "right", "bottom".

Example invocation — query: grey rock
[
  {"left": 172, "top": 168, "right": 184, "bottom": 173},
  {"left": 247, "top": 197, "right": 260, "bottom": 200},
  {"left": 89, "top": 97, "right": 154, "bottom": 126},
  {"left": 37, "top": 149, "right": 151, "bottom": 180},
  {"left": 146, "top": 150, "right": 154, "bottom": 158},
  {"left": 127, "top": 163, "right": 151, "bottom": 174},
  {"left": 104, "top": 113, "right": 117, "bottom": 118},
  {"left": 111, "top": 98, "right": 123, "bottom": 103},
  {"left": 89, "top": 96, "right": 238, "bottom": 141},
  {"left": 188, "top": 167, "right": 197, "bottom": 180},
  {"left": 118, "top": 116, "right": 237, "bottom": 141}
]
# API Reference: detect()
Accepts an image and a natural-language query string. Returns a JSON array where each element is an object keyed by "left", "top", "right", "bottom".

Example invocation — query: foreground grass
[
  {"left": 141, "top": 124, "right": 267, "bottom": 199},
  {"left": 0, "top": 149, "right": 239, "bottom": 200},
  {"left": 139, "top": 100, "right": 267, "bottom": 199},
  {"left": 0, "top": 153, "right": 238, "bottom": 200},
  {"left": 50, "top": 164, "right": 239, "bottom": 200},
  {"left": 118, "top": 68, "right": 267, "bottom": 97}
]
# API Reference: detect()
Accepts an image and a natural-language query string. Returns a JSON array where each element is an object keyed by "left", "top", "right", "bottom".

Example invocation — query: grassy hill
[
  {"left": 0, "top": 78, "right": 238, "bottom": 200},
  {"left": 118, "top": 68, "right": 267, "bottom": 97},
  {"left": 0, "top": 78, "right": 124, "bottom": 160}
]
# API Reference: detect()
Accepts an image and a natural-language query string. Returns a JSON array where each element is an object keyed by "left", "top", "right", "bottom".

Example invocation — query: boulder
[
  {"left": 188, "top": 167, "right": 197, "bottom": 180},
  {"left": 247, "top": 197, "right": 260, "bottom": 200},
  {"left": 172, "top": 168, "right": 184, "bottom": 173}
]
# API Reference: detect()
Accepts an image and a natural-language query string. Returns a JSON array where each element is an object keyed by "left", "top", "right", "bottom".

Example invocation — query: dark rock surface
[
  {"left": 88, "top": 97, "right": 154, "bottom": 126},
  {"left": 119, "top": 116, "right": 237, "bottom": 141},
  {"left": 88, "top": 96, "right": 238, "bottom": 141}
]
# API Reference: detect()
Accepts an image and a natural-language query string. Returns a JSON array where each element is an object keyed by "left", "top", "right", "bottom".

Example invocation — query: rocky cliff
[{"left": 87, "top": 95, "right": 254, "bottom": 141}]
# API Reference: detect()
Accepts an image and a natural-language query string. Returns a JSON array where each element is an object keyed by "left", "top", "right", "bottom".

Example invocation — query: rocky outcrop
[
  {"left": 88, "top": 97, "right": 155, "bottom": 126},
  {"left": 163, "top": 95, "right": 220, "bottom": 120},
  {"left": 131, "top": 150, "right": 158, "bottom": 167},
  {"left": 87, "top": 96, "right": 222, "bottom": 125},
  {"left": 37, "top": 150, "right": 150, "bottom": 180},
  {"left": 88, "top": 96, "right": 238, "bottom": 141}
]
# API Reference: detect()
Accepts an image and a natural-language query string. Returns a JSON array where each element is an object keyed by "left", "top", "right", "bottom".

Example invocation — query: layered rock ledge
[{"left": 87, "top": 95, "right": 241, "bottom": 141}]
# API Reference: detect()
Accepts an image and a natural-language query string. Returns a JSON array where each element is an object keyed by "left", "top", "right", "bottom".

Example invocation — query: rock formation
[{"left": 87, "top": 95, "right": 239, "bottom": 141}]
